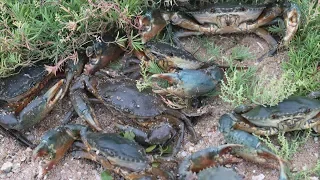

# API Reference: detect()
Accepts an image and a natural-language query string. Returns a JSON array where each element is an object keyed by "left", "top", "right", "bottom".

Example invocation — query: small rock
[
  {"left": 1, "top": 162, "right": 13, "bottom": 173},
  {"left": 12, "top": 163, "right": 21, "bottom": 173},
  {"left": 310, "top": 177, "right": 319, "bottom": 180},
  {"left": 0, "top": 174, "right": 6, "bottom": 179},
  {"left": 252, "top": 174, "right": 265, "bottom": 180},
  {"left": 314, "top": 137, "right": 318, "bottom": 143},
  {"left": 180, "top": 151, "right": 187, "bottom": 157},
  {"left": 6, "top": 172, "right": 13, "bottom": 177},
  {"left": 188, "top": 146, "right": 195, "bottom": 152}
]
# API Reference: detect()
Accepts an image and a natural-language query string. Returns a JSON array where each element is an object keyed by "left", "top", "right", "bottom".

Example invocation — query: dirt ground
[{"left": 0, "top": 34, "right": 319, "bottom": 180}]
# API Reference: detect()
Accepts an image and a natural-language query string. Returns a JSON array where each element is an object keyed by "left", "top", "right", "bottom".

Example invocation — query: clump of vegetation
[
  {"left": 258, "top": 130, "right": 310, "bottom": 161},
  {"left": 219, "top": 66, "right": 256, "bottom": 106},
  {"left": 136, "top": 60, "right": 164, "bottom": 91},
  {"left": 250, "top": 69, "right": 298, "bottom": 106},
  {"left": 0, "top": 0, "right": 148, "bottom": 77},
  {"left": 230, "top": 46, "right": 254, "bottom": 61}
]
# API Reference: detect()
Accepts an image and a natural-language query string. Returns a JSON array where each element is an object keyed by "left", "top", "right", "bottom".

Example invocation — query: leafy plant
[
  {"left": 250, "top": 69, "right": 298, "bottom": 106},
  {"left": 101, "top": 170, "right": 113, "bottom": 180}
]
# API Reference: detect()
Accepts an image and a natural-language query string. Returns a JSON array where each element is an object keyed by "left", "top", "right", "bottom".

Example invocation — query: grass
[{"left": 0, "top": 0, "right": 148, "bottom": 77}]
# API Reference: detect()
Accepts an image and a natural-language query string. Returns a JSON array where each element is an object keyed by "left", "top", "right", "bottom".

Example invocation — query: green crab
[
  {"left": 141, "top": 2, "right": 301, "bottom": 60},
  {"left": 178, "top": 143, "right": 287, "bottom": 180},
  {"left": 0, "top": 63, "right": 64, "bottom": 147},
  {"left": 219, "top": 96, "right": 320, "bottom": 136},
  {"left": 34, "top": 124, "right": 173, "bottom": 179},
  {"left": 69, "top": 72, "right": 198, "bottom": 156}
]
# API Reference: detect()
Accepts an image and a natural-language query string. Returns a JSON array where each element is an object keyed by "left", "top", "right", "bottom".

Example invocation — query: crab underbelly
[{"left": 215, "top": 26, "right": 243, "bottom": 34}]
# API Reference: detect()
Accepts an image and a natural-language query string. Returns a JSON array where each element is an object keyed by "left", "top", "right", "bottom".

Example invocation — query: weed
[
  {"left": 219, "top": 67, "right": 256, "bottom": 107},
  {"left": 136, "top": 60, "right": 164, "bottom": 91},
  {"left": 250, "top": 69, "right": 298, "bottom": 106},
  {"left": 257, "top": 130, "right": 310, "bottom": 161},
  {"left": 230, "top": 46, "right": 254, "bottom": 61},
  {"left": 0, "top": 0, "right": 146, "bottom": 77},
  {"left": 202, "top": 38, "right": 221, "bottom": 61}
]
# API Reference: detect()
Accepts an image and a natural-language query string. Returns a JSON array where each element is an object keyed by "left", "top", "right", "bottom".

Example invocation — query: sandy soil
[{"left": 0, "top": 34, "right": 319, "bottom": 180}]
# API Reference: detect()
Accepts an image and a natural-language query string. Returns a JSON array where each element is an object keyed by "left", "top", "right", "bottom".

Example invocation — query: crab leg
[
  {"left": 0, "top": 126, "right": 34, "bottom": 147},
  {"left": 164, "top": 109, "right": 197, "bottom": 142},
  {"left": 254, "top": 28, "right": 279, "bottom": 61},
  {"left": 60, "top": 51, "right": 87, "bottom": 99}
]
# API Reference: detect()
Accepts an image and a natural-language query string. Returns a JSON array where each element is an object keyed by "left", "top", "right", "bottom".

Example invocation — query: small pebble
[
  {"left": 12, "top": 163, "right": 21, "bottom": 173},
  {"left": 314, "top": 137, "right": 318, "bottom": 143},
  {"left": 1, "top": 162, "right": 13, "bottom": 173},
  {"left": 252, "top": 174, "right": 265, "bottom": 180},
  {"left": 188, "top": 146, "right": 194, "bottom": 152},
  {"left": 310, "top": 177, "right": 319, "bottom": 180},
  {"left": 6, "top": 172, "right": 13, "bottom": 177},
  {"left": 180, "top": 151, "right": 187, "bottom": 157}
]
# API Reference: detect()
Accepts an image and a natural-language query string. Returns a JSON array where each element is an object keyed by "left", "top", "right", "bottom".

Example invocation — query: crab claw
[
  {"left": 151, "top": 66, "right": 223, "bottom": 98},
  {"left": 60, "top": 51, "right": 87, "bottom": 99},
  {"left": 140, "top": 10, "right": 169, "bottom": 43},
  {"left": 178, "top": 144, "right": 243, "bottom": 180},
  {"left": 84, "top": 34, "right": 124, "bottom": 75},
  {"left": 283, "top": 2, "right": 301, "bottom": 46},
  {"left": 33, "top": 124, "right": 84, "bottom": 176},
  {"left": 70, "top": 75, "right": 103, "bottom": 131},
  {"left": 14, "top": 79, "right": 64, "bottom": 131}
]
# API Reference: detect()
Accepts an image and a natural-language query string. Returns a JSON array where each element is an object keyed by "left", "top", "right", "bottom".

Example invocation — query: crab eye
[{"left": 270, "top": 114, "right": 278, "bottom": 119}]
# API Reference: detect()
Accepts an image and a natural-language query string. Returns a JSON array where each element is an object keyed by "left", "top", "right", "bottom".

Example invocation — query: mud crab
[
  {"left": 0, "top": 64, "right": 64, "bottom": 147},
  {"left": 178, "top": 144, "right": 287, "bottom": 180},
  {"left": 141, "top": 2, "right": 300, "bottom": 60},
  {"left": 69, "top": 72, "right": 198, "bottom": 156},
  {"left": 219, "top": 96, "right": 320, "bottom": 136},
  {"left": 34, "top": 124, "right": 173, "bottom": 179}
]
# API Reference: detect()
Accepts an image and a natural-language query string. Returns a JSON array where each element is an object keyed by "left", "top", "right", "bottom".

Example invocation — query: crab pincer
[
  {"left": 151, "top": 66, "right": 223, "bottom": 98},
  {"left": 0, "top": 79, "right": 64, "bottom": 147},
  {"left": 33, "top": 124, "right": 84, "bottom": 177},
  {"left": 178, "top": 144, "right": 244, "bottom": 180}
]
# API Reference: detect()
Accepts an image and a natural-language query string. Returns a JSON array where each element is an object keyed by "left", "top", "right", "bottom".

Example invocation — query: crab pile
[{"left": 1, "top": 1, "right": 318, "bottom": 180}]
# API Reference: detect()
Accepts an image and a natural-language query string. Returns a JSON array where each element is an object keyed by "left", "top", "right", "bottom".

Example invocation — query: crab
[
  {"left": 141, "top": 2, "right": 301, "bottom": 60},
  {"left": 0, "top": 64, "right": 64, "bottom": 147},
  {"left": 34, "top": 124, "right": 173, "bottom": 179},
  {"left": 219, "top": 96, "right": 320, "bottom": 136},
  {"left": 84, "top": 34, "right": 124, "bottom": 75},
  {"left": 68, "top": 72, "right": 198, "bottom": 156},
  {"left": 123, "top": 41, "right": 206, "bottom": 80},
  {"left": 151, "top": 65, "right": 224, "bottom": 98},
  {"left": 178, "top": 143, "right": 287, "bottom": 180}
]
